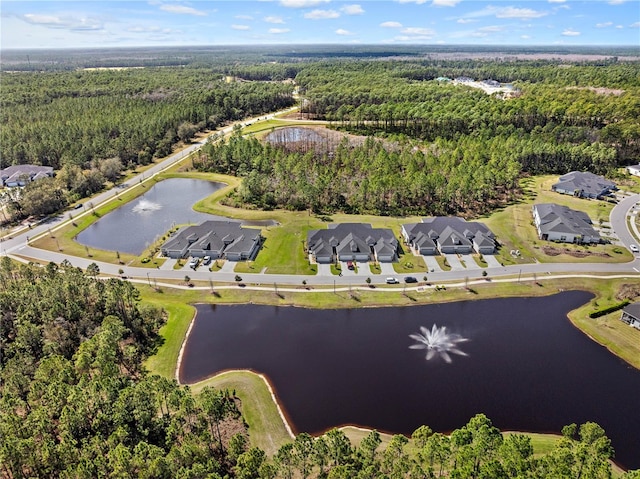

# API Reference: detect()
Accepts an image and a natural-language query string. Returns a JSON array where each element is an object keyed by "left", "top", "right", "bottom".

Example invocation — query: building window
[{"left": 560, "top": 236, "right": 567, "bottom": 241}]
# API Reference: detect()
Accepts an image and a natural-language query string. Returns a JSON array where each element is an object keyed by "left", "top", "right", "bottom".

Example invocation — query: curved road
[{"left": 2, "top": 117, "right": 640, "bottom": 287}]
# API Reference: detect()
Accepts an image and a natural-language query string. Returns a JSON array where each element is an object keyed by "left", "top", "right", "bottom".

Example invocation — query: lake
[
  {"left": 180, "top": 292, "right": 640, "bottom": 470},
  {"left": 76, "top": 178, "right": 274, "bottom": 255}
]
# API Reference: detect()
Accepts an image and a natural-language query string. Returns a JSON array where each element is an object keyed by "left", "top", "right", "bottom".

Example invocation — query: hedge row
[{"left": 589, "top": 300, "right": 630, "bottom": 319}]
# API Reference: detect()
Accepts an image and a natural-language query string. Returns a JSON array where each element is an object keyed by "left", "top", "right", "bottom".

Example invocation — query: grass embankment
[
  {"left": 241, "top": 119, "right": 329, "bottom": 138},
  {"left": 484, "top": 176, "right": 631, "bottom": 266},
  {"left": 190, "top": 371, "right": 293, "bottom": 456}
]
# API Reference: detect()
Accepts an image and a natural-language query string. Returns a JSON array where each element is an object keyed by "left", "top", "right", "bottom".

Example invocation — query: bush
[{"left": 589, "top": 300, "right": 630, "bottom": 318}]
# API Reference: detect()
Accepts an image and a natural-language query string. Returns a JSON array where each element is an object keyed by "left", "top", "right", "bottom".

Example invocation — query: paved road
[{"left": 3, "top": 118, "right": 640, "bottom": 287}]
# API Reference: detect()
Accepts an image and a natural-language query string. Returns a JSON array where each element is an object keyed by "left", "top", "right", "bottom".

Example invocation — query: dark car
[
  {"left": 404, "top": 276, "right": 418, "bottom": 283},
  {"left": 347, "top": 261, "right": 355, "bottom": 270}
]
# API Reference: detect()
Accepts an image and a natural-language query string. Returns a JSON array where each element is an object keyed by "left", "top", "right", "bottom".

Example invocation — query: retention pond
[{"left": 180, "top": 291, "right": 640, "bottom": 470}]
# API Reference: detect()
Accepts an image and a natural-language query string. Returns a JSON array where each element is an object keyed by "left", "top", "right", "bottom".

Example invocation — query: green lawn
[
  {"left": 483, "top": 175, "right": 632, "bottom": 265},
  {"left": 393, "top": 253, "right": 427, "bottom": 274},
  {"left": 189, "top": 370, "right": 293, "bottom": 456}
]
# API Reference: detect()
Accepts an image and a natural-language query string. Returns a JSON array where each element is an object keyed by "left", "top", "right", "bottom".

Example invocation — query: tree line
[
  {"left": 295, "top": 61, "right": 639, "bottom": 164},
  {"left": 1, "top": 67, "right": 294, "bottom": 170},
  {"left": 194, "top": 126, "right": 618, "bottom": 217}
]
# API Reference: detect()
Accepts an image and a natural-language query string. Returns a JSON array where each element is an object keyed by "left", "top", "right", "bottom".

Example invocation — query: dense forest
[
  {"left": 1, "top": 259, "right": 639, "bottom": 478},
  {"left": 1, "top": 67, "right": 294, "bottom": 169},
  {"left": 189, "top": 58, "right": 639, "bottom": 217}
]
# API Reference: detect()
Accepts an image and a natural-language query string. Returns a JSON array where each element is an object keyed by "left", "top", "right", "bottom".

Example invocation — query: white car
[
  {"left": 385, "top": 277, "right": 399, "bottom": 284},
  {"left": 188, "top": 258, "right": 199, "bottom": 269},
  {"left": 202, "top": 256, "right": 212, "bottom": 265},
  {"left": 630, "top": 244, "right": 639, "bottom": 253}
]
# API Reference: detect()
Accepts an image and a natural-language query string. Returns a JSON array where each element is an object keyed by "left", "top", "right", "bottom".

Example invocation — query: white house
[{"left": 626, "top": 164, "right": 640, "bottom": 177}]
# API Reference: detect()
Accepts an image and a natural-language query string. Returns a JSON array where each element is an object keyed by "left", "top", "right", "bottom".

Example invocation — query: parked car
[
  {"left": 202, "top": 256, "right": 212, "bottom": 265},
  {"left": 347, "top": 260, "right": 354, "bottom": 270},
  {"left": 386, "top": 277, "right": 399, "bottom": 284},
  {"left": 404, "top": 276, "right": 418, "bottom": 283},
  {"left": 188, "top": 258, "right": 199, "bottom": 269},
  {"left": 630, "top": 244, "right": 639, "bottom": 253},
  {"left": 74, "top": 203, "right": 83, "bottom": 209}
]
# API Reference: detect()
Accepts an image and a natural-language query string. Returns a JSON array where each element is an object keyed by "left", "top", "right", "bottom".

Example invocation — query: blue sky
[{"left": 2, "top": 1, "right": 639, "bottom": 49}]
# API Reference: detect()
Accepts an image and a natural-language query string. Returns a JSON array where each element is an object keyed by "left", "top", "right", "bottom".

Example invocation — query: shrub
[{"left": 589, "top": 300, "right": 630, "bottom": 318}]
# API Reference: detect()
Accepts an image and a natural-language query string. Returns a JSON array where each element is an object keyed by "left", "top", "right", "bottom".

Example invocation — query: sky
[{"left": 1, "top": 0, "right": 639, "bottom": 49}]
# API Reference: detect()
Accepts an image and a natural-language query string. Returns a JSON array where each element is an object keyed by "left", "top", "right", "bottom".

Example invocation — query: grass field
[{"left": 483, "top": 176, "right": 632, "bottom": 265}]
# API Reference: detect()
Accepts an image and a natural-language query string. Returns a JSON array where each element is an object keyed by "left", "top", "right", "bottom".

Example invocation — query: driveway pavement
[
  {"left": 444, "top": 253, "right": 465, "bottom": 271},
  {"left": 460, "top": 254, "right": 480, "bottom": 270},
  {"left": 379, "top": 262, "right": 396, "bottom": 275},
  {"left": 316, "top": 263, "right": 332, "bottom": 276},
  {"left": 484, "top": 255, "right": 502, "bottom": 268},
  {"left": 422, "top": 255, "right": 442, "bottom": 272}
]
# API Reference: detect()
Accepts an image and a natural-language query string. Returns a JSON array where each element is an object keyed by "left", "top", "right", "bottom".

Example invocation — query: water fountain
[
  {"left": 132, "top": 199, "right": 162, "bottom": 213},
  {"left": 409, "top": 324, "right": 469, "bottom": 363}
]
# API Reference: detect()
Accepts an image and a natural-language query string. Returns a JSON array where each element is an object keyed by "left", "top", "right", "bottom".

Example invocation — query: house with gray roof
[
  {"left": 1, "top": 165, "right": 54, "bottom": 187},
  {"left": 620, "top": 303, "right": 640, "bottom": 330},
  {"left": 551, "top": 171, "right": 616, "bottom": 199},
  {"left": 401, "top": 217, "right": 497, "bottom": 255},
  {"left": 306, "top": 223, "right": 398, "bottom": 264},
  {"left": 532, "top": 203, "right": 601, "bottom": 244},
  {"left": 161, "top": 221, "right": 261, "bottom": 260}
]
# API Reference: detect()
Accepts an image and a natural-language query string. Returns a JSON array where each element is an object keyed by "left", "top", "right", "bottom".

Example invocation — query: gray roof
[
  {"left": 308, "top": 223, "right": 397, "bottom": 257},
  {"left": 623, "top": 303, "right": 640, "bottom": 321},
  {"left": 1, "top": 164, "right": 53, "bottom": 183},
  {"left": 162, "top": 220, "right": 260, "bottom": 255},
  {"left": 404, "top": 217, "right": 495, "bottom": 248},
  {"left": 552, "top": 171, "right": 615, "bottom": 197},
  {"left": 533, "top": 203, "right": 600, "bottom": 240}
]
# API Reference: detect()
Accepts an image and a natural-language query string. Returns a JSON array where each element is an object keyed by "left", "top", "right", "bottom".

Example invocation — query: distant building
[
  {"left": 435, "top": 77, "right": 451, "bottom": 82},
  {"left": 627, "top": 164, "right": 640, "bottom": 177},
  {"left": 161, "top": 221, "right": 261, "bottom": 261},
  {"left": 483, "top": 79, "right": 501, "bottom": 87},
  {"left": 306, "top": 223, "right": 398, "bottom": 264},
  {"left": 402, "top": 217, "right": 497, "bottom": 255},
  {"left": 551, "top": 171, "right": 616, "bottom": 199},
  {"left": 1, "top": 164, "right": 54, "bottom": 187},
  {"left": 532, "top": 203, "right": 601, "bottom": 244},
  {"left": 454, "top": 76, "right": 474, "bottom": 83},
  {"left": 620, "top": 303, "right": 640, "bottom": 330}
]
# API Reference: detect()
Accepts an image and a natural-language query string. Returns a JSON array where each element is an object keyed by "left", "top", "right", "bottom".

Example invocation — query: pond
[
  {"left": 76, "top": 178, "right": 275, "bottom": 255},
  {"left": 180, "top": 292, "right": 640, "bottom": 470}
]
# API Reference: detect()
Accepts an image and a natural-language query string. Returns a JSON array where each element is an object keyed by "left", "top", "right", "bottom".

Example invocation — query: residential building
[
  {"left": 532, "top": 203, "right": 601, "bottom": 244},
  {"left": 620, "top": 303, "right": 640, "bottom": 330},
  {"left": 306, "top": 223, "right": 398, "bottom": 264},
  {"left": 626, "top": 164, "right": 640, "bottom": 177},
  {"left": 161, "top": 221, "right": 261, "bottom": 260},
  {"left": 1, "top": 165, "right": 54, "bottom": 187},
  {"left": 551, "top": 171, "right": 616, "bottom": 199},
  {"left": 401, "top": 217, "right": 497, "bottom": 255}
]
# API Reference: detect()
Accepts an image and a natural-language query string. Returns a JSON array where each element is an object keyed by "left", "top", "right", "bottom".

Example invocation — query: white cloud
[
  {"left": 264, "top": 15, "right": 285, "bottom": 23},
  {"left": 401, "top": 26, "right": 436, "bottom": 35},
  {"left": 304, "top": 9, "right": 340, "bottom": 19},
  {"left": 341, "top": 4, "right": 365, "bottom": 15},
  {"left": 562, "top": 28, "right": 580, "bottom": 36},
  {"left": 159, "top": 4, "right": 207, "bottom": 16},
  {"left": 463, "top": 6, "right": 548, "bottom": 20},
  {"left": 280, "top": 0, "right": 329, "bottom": 7},
  {"left": 630, "top": 22, "right": 640, "bottom": 28},
  {"left": 336, "top": 28, "right": 354, "bottom": 35},
  {"left": 548, "top": 0, "right": 566, "bottom": 3},
  {"left": 396, "top": 0, "right": 429, "bottom": 4},
  {"left": 608, "top": 0, "right": 628, "bottom": 4},
  {"left": 521, "top": 34, "right": 531, "bottom": 39},
  {"left": 269, "top": 27, "right": 290, "bottom": 33},
  {"left": 596, "top": 22, "right": 613, "bottom": 28},
  {"left": 496, "top": 7, "right": 548, "bottom": 19},
  {"left": 432, "top": 0, "right": 462, "bottom": 6},
  {"left": 21, "top": 13, "right": 104, "bottom": 31},
  {"left": 616, "top": 25, "right": 623, "bottom": 29},
  {"left": 380, "top": 21, "right": 403, "bottom": 28},
  {"left": 456, "top": 18, "right": 476, "bottom": 24},
  {"left": 232, "top": 24, "right": 250, "bottom": 30},
  {"left": 235, "top": 14, "right": 254, "bottom": 20}
]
